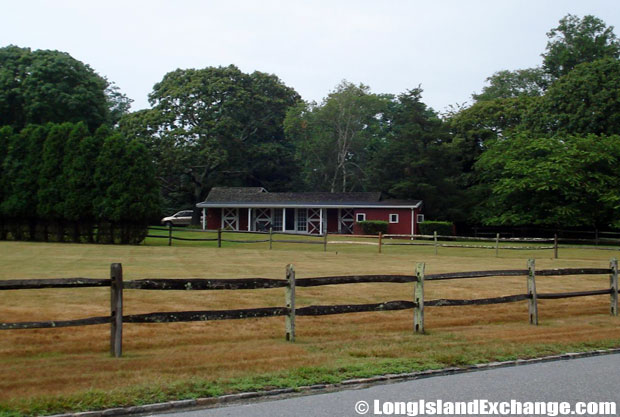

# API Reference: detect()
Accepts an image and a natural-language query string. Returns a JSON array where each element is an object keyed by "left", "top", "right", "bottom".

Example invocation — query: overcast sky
[{"left": 2, "top": 1, "right": 619, "bottom": 114}]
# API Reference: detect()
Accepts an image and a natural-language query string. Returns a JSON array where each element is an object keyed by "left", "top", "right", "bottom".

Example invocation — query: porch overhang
[{"left": 196, "top": 202, "right": 422, "bottom": 209}]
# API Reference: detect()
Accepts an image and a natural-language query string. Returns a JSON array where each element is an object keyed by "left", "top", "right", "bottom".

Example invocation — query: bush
[
  {"left": 419, "top": 221, "right": 454, "bottom": 236},
  {"left": 358, "top": 220, "right": 388, "bottom": 235}
]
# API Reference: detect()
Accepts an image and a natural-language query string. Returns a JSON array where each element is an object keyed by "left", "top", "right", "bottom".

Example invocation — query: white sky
[{"left": 2, "top": 0, "right": 619, "bottom": 114}]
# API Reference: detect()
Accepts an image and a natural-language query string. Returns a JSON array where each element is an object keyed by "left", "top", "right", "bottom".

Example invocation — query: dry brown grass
[{"left": 1, "top": 241, "right": 619, "bottom": 411}]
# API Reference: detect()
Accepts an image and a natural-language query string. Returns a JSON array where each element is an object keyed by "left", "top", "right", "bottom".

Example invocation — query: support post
[
  {"left": 433, "top": 231, "right": 438, "bottom": 256},
  {"left": 217, "top": 228, "right": 222, "bottom": 248},
  {"left": 110, "top": 263, "right": 123, "bottom": 357},
  {"left": 168, "top": 223, "right": 172, "bottom": 246},
  {"left": 527, "top": 259, "right": 538, "bottom": 325},
  {"left": 285, "top": 264, "right": 296, "bottom": 342},
  {"left": 414, "top": 262, "right": 425, "bottom": 334},
  {"left": 378, "top": 232, "right": 382, "bottom": 254},
  {"left": 248, "top": 208, "right": 251, "bottom": 231},
  {"left": 269, "top": 227, "right": 273, "bottom": 250},
  {"left": 554, "top": 234, "right": 558, "bottom": 259},
  {"left": 610, "top": 258, "right": 618, "bottom": 316},
  {"left": 495, "top": 233, "right": 500, "bottom": 257},
  {"left": 202, "top": 208, "right": 206, "bottom": 230},
  {"left": 323, "top": 232, "right": 328, "bottom": 252}
]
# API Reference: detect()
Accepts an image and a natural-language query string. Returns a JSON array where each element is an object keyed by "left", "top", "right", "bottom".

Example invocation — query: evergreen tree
[{"left": 38, "top": 123, "right": 73, "bottom": 240}]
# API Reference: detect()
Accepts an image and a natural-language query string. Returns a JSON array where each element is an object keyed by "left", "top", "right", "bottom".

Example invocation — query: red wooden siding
[
  {"left": 206, "top": 208, "right": 221, "bottom": 230},
  {"left": 352, "top": 208, "right": 417, "bottom": 235},
  {"left": 206, "top": 206, "right": 421, "bottom": 235}
]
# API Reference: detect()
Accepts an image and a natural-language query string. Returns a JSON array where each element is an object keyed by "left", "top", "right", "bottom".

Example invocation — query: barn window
[
  {"left": 417, "top": 214, "right": 425, "bottom": 223},
  {"left": 356, "top": 213, "right": 366, "bottom": 222},
  {"left": 389, "top": 213, "right": 399, "bottom": 223}
]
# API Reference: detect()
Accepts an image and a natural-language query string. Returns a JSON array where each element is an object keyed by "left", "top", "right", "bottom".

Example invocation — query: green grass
[{"left": 1, "top": 238, "right": 620, "bottom": 416}]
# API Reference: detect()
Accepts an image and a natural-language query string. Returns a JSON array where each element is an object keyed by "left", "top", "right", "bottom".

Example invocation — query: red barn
[{"left": 197, "top": 187, "right": 423, "bottom": 235}]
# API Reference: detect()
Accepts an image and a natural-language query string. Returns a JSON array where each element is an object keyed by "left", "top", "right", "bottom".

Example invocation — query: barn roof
[{"left": 197, "top": 187, "right": 422, "bottom": 209}]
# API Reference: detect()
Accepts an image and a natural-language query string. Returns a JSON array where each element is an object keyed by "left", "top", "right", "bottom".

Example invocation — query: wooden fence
[
  {"left": 1, "top": 259, "right": 617, "bottom": 357},
  {"left": 146, "top": 226, "right": 620, "bottom": 257}
]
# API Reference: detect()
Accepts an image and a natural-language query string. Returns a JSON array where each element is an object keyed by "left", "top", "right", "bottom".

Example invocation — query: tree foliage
[
  {"left": 530, "top": 58, "right": 620, "bottom": 136},
  {"left": 475, "top": 134, "right": 620, "bottom": 227},
  {"left": 0, "top": 123, "right": 159, "bottom": 243},
  {"left": 542, "top": 14, "right": 620, "bottom": 79},
  {"left": 369, "top": 89, "right": 464, "bottom": 220},
  {"left": 285, "top": 81, "right": 389, "bottom": 192},
  {"left": 0, "top": 45, "right": 130, "bottom": 131},
  {"left": 473, "top": 68, "right": 549, "bottom": 102},
  {"left": 120, "top": 65, "right": 300, "bottom": 218}
]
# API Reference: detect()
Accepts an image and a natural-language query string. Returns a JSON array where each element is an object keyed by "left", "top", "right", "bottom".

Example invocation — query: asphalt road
[{"left": 151, "top": 354, "right": 620, "bottom": 417}]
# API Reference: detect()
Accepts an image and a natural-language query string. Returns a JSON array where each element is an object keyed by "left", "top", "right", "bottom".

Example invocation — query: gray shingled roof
[{"left": 197, "top": 187, "right": 422, "bottom": 208}]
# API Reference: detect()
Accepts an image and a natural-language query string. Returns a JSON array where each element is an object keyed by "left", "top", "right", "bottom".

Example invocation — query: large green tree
[
  {"left": 529, "top": 58, "right": 620, "bottom": 136},
  {"left": 284, "top": 81, "right": 389, "bottom": 192},
  {"left": 120, "top": 65, "right": 300, "bottom": 219},
  {"left": 472, "top": 68, "right": 549, "bottom": 102},
  {"left": 93, "top": 134, "right": 160, "bottom": 243},
  {"left": 368, "top": 89, "right": 464, "bottom": 220},
  {"left": 0, "top": 124, "right": 49, "bottom": 239},
  {"left": 474, "top": 134, "right": 620, "bottom": 228},
  {"left": 0, "top": 45, "right": 131, "bottom": 130},
  {"left": 542, "top": 14, "right": 620, "bottom": 79}
]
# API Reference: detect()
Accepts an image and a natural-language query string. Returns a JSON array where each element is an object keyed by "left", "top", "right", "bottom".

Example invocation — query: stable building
[{"left": 197, "top": 187, "right": 423, "bottom": 235}]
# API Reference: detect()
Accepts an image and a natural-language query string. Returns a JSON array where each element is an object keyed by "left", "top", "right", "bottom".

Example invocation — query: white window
[
  {"left": 356, "top": 213, "right": 366, "bottom": 222},
  {"left": 417, "top": 214, "right": 425, "bottom": 223},
  {"left": 389, "top": 213, "right": 399, "bottom": 223}
]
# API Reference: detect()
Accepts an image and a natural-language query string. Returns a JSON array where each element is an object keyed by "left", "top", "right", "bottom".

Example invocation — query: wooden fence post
[
  {"left": 378, "top": 232, "right": 382, "bottom": 254},
  {"left": 110, "top": 263, "right": 123, "bottom": 357},
  {"left": 269, "top": 227, "right": 273, "bottom": 250},
  {"left": 323, "top": 232, "right": 328, "bottom": 252},
  {"left": 554, "top": 234, "right": 558, "bottom": 259},
  {"left": 495, "top": 233, "right": 500, "bottom": 257},
  {"left": 527, "top": 259, "right": 538, "bottom": 325},
  {"left": 285, "top": 264, "right": 296, "bottom": 341},
  {"left": 610, "top": 258, "right": 618, "bottom": 316},
  {"left": 168, "top": 223, "right": 172, "bottom": 246},
  {"left": 414, "top": 262, "right": 425, "bottom": 333},
  {"left": 433, "top": 231, "right": 438, "bottom": 256},
  {"left": 217, "top": 229, "right": 222, "bottom": 248}
]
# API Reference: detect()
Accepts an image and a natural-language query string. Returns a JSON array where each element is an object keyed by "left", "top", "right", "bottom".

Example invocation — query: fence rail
[
  {"left": 1, "top": 259, "right": 617, "bottom": 357},
  {"left": 147, "top": 226, "right": 620, "bottom": 257}
]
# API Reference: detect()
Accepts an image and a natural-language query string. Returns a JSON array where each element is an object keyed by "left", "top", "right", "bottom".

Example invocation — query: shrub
[
  {"left": 358, "top": 220, "right": 388, "bottom": 235},
  {"left": 419, "top": 221, "right": 454, "bottom": 236}
]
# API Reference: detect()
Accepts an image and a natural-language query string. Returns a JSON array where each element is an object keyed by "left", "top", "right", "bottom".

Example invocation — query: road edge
[{"left": 46, "top": 347, "right": 620, "bottom": 417}]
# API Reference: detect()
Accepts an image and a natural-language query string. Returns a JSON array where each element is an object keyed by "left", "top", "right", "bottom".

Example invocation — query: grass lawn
[{"left": 1, "top": 237, "right": 620, "bottom": 415}]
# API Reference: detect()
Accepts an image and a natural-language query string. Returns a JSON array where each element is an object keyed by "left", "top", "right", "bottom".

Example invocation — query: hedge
[
  {"left": 419, "top": 221, "right": 454, "bottom": 236},
  {"left": 358, "top": 220, "right": 388, "bottom": 235}
]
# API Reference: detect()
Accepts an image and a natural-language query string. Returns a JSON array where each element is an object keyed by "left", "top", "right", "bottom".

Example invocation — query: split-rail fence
[
  {"left": 1, "top": 259, "right": 618, "bottom": 357},
  {"left": 147, "top": 226, "right": 620, "bottom": 257}
]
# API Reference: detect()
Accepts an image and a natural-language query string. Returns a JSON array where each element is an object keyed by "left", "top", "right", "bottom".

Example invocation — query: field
[{"left": 1, "top": 238, "right": 620, "bottom": 415}]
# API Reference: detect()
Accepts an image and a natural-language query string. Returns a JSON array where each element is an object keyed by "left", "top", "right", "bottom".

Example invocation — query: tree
[
  {"left": 0, "top": 45, "right": 130, "bottom": 131},
  {"left": 285, "top": 81, "right": 389, "bottom": 192},
  {"left": 542, "top": 14, "right": 620, "bottom": 79},
  {"left": 368, "top": 89, "right": 465, "bottom": 220},
  {"left": 121, "top": 65, "right": 299, "bottom": 221},
  {"left": 62, "top": 122, "right": 100, "bottom": 241},
  {"left": 472, "top": 68, "right": 549, "bottom": 102},
  {"left": 0, "top": 124, "right": 49, "bottom": 239},
  {"left": 0, "top": 126, "right": 15, "bottom": 238},
  {"left": 37, "top": 123, "right": 73, "bottom": 240},
  {"left": 474, "top": 133, "right": 620, "bottom": 228},
  {"left": 529, "top": 58, "right": 620, "bottom": 136},
  {"left": 94, "top": 134, "right": 160, "bottom": 243}
]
